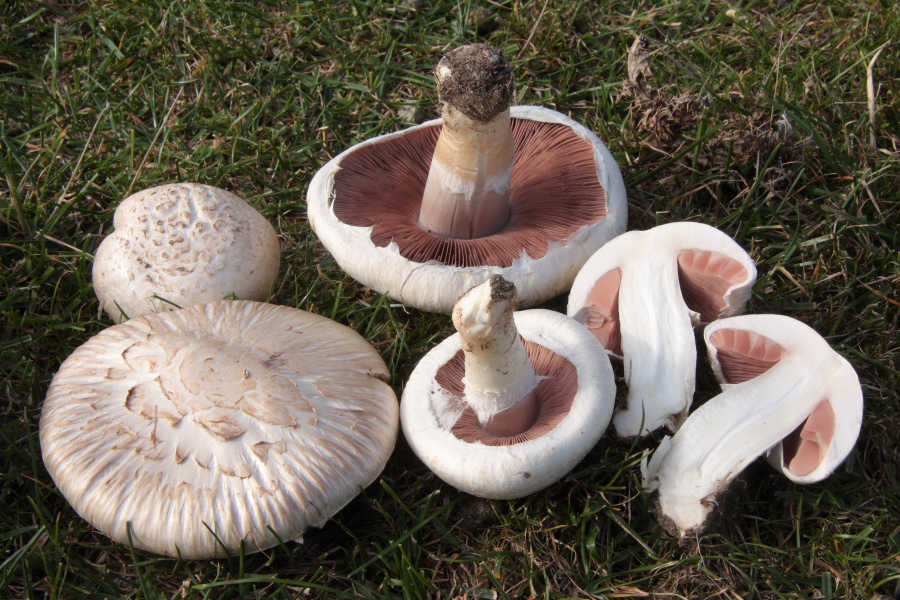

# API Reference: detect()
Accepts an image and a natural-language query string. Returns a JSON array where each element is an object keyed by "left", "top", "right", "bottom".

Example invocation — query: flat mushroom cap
[
  {"left": 40, "top": 301, "right": 399, "bottom": 559},
  {"left": 307, "top": 106, "right": 627, "bottom": 313},
  {"left": 401, "top": 309, "right": 616, "bottom": 499},
  {"left": 93, "top": 183, "right": 281, "bottom": 323}
]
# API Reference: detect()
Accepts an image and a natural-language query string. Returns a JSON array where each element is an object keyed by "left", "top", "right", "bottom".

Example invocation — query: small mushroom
[
  {"left": 567, "top": 222, "right": 756, "bottom": 437},
  {"left": 307, "top": 44, "right": 626, "bottom": 313},
  {"left": 93, "top": 183, "right": 280, "bottom": 323},
  {"left": 40, "top": 301, "right": 399, "bottom": 558},
  {"left": 641, "top": 314, "right": 863, "bottom": 539},
  {"left": 401, "top": 275, "right": 616, "bottom": 499}
]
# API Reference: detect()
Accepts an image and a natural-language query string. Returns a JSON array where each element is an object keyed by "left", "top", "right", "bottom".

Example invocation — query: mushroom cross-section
[
  {"left": 93, "top": 183, "right": 281, "bottom": 323},
  {"left": 40, "top": 300, "right": 399, "bottom": 559},
  {"left": 307, "top": 44, "right": 626, "bottom": 313},
  {"left": 567, "top": 222, "right": 757, "bottom": 437},
  {"left": 641, "top": 314, "right": 863, "bottom": 539},
  {"left": 401, "top": 275, "right": 616, "bottom": 499}
]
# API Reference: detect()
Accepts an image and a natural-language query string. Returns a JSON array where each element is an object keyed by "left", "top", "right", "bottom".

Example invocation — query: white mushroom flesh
[
  {"left": 40, "top": 301, "right": 399, "bottom": 558},
  {"left": 567, "top": 222, "right": 757, "bottom": 437},
  {"left": 641, "top": 314, "right": 863, "bottom": 538}
]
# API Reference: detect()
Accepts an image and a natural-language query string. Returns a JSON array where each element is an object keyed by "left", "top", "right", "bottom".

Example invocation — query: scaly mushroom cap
[
  {"left": 40, "top": 301, "right": 399, "bottom": 558},
  {"left": 307, "top": 104, "right": 627, "bottom": 313},
  {"left": 401, "top": 298, "right": 616, "bottom": 499},
  {"left": 641, "top": 314, "right": 863, "bottom": 539},
  {"left": 93, "top": 183, "right": 281, "bottom": 323},
  {"left": 567, "top": 222, "right": 757, "bottom": 437}
]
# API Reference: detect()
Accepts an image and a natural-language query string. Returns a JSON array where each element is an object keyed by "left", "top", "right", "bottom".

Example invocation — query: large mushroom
[
  {"left": 40, "top": 301, "right": 399, "bottom": 558},
  {"left": 641, "top": 314, "right": 863, "bottom": 539},
  {"left": 93, "top": 183, "right": 281, "bottom": 323},
  {"left": 567, "top": 222, "right": 756, "bottom": 437},
  {"left": 401, "top": 275, "right": 616, "bottom": 499},
  {"left": 307, "top": 44, "right": 626, "bottom": 313}
]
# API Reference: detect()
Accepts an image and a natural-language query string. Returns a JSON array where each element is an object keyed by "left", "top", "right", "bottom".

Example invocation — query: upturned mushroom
[
  {"left": 401, "top": 275, "right": 616, "bottom": 499},
  {"left": 93, "top": 183, "right": 280, "bottom": 323},
  {"left": 40, "top": 301, "right": 399, "bottom": 558},
  {"left": 567, "top": 222, "right": 756, "bottom": 437},
  {"left": 641, "top": 314, "right": 863, "bottom": 539},
  {"left": 307, "top": 44, "right": 626, "bottom": 313}
]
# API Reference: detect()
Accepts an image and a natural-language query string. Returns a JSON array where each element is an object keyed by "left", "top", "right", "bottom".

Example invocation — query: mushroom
[
  {"left": 401, "top": 275, "right": 616, "bottom": 499},
  {"left": 567, "top": 222, "right": 756, "bottom": 437},
  {"left": 93, "top": 183, "right": 281, "bottom": 323},
  {"left": 40, "top": 300, "right": 399, "bottom": 558},
  {"left": 307, "top": 44, "right": 626, "bottom": 313},
  {"left": 641, "top": 314, "right": 863, "bottom": 539}
]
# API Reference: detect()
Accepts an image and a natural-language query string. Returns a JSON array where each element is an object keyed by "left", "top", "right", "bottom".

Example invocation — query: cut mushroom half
[
  {"left": 567, "top": 222, "right": 756, "bottom": 437},
  {"left": 307, "top": 44, "right": 626, "bottom": 313},
  {"left": 641, "top": 314, "right": 863, "bottom": 539},
  {"left": 401, "top": 275, "right": 616, "bottom": 499},
  {"left": 40, "top": 301, "right": 399, "bottom": 558},
  {"left": 93, "top": 183, "right": 281, "bottom": 323}
]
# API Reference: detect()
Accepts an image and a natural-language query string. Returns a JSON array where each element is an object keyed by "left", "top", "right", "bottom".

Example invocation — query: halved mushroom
[
  {"left": 641, "top": 314, "right": 863, "bottom": 539},
  {"left": 401, "top": 275, "right": 616, "bottom": 499},
  {"left": 567, "top": 222, "right": 756, "bottom": 437},
  {"left": 40, "top": 301, "right": 399, "bottom": 558},
  {"left": 307, "top": 44, "right": 626, "bottom": 313},
  {"left": 93, "top": 183, "right": 281, "bottom": 323}
]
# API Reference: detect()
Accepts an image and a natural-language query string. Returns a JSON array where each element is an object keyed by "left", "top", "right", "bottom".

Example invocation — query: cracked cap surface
[{"left": 40, "top": 300, "right": 399, "bottom": 558}]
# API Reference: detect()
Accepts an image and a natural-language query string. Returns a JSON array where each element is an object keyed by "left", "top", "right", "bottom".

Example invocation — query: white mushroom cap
[
  {"left": 93, "top": 183, "right": 281, "bottom": 323},
  {"left": 401, "top": 308, "right": 616, "bottom": 499},
  {"left": 40, "top": 301, "right": 399, "bottom": 558},
  {"left": 307, "top": 105, "right": 627, "bottom": 313}
]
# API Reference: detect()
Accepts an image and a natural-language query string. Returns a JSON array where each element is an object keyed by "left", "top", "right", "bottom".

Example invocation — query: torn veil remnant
[
  {"left": 307, "top": 44, "right": 626, "bottom": 313},
  {"left": 641, "top": 314, "right": 863, "bottom": 539},
  {"left": 40, "top": 301, "right": 399, "bottom": 559},
  {"left": 567, "top": 222, "right": 757, "bottom": 438},
  {"left": 93, "top": 183, "right": 281, "bottom": 323},
  {"left": 401, "top": 275, "right": 616, "bottom": 499}
]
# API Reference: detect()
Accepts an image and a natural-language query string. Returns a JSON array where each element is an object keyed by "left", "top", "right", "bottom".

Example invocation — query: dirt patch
[{"left": 436, "top": 44, "right": 515, "bottom": 122}]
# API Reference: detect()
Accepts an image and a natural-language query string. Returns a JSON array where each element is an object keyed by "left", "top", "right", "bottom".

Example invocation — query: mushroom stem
[
  {"left": 417, "top": 44, "right": 516, "bottom": 240},
  {"left": 452, "top": 275, "right": 539, "bottom": 436}
]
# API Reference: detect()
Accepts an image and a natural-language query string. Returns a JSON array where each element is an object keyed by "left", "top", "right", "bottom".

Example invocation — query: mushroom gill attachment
[
  {"left": 307, "top": 45, "right": 627, "bottom": 313},
  {"left": 40, "top": 301, "right": 399, "bottom": 559},
  {"left": 401, "top": 277, "right": 616, "bottom": 499},
  {"left": 92, "top": 183, "right": 281, "bottom": 323},
  {"left": 567, "top": 222, "right": 757, "bottom": 437},
  {"left": 641, "top": 314, "right": 863, "bottom": 539}
]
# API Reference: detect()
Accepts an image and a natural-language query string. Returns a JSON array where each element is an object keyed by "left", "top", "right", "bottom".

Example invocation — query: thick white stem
[
  {"left": 418, "top": 107, "right": 514, "bottom": 239},
  {"left": 613, "top": 249, "right": 698, "bottom": 437},
  {"left": 452, "top": 277, "right": 538, "bottom": 429}
]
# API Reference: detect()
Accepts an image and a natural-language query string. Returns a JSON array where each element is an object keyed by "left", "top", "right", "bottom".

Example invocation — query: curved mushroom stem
[
  {"left": 418, "top": 44, "right": 516, "bottom": 240},
  {"left": 452, "top": 275, "right": 539, "bottom": 436}
]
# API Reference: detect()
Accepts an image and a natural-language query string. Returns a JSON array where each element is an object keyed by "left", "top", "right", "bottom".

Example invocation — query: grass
[{"left": 1, "top": 0, "right": 898, "bottom": 597}]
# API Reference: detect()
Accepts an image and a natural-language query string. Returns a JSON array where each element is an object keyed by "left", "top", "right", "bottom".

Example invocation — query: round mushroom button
[
  {"left": 92, "top": 183, "right": 281, "bottom": 323},
  {"left": 40, "top": 301, "right": 399, "bottom": 559}
]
